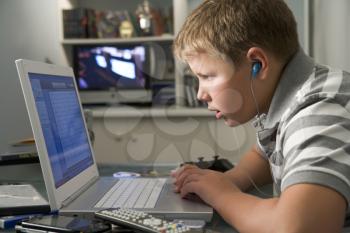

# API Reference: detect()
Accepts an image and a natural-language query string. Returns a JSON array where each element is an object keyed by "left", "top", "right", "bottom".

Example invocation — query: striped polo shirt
[{"left": 255, "top": 48, "right": 350, "bottom": 207}]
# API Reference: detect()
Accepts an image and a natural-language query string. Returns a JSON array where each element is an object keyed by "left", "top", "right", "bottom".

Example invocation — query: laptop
[{"left": 15, "top": 59, "right": 213, "bottom": 221}]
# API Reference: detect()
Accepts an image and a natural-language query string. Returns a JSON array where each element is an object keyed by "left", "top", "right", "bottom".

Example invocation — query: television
[{"left": 73, "top": 44, "right": 152, "bottom": 105}]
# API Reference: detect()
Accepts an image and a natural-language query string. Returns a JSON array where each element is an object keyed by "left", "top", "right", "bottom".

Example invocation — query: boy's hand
[
  {"left": 171, "top": 164, "right": 240, "bottom": 207},
  {"left": 171, "top": 164, "right": 197, "bottom": 192}
]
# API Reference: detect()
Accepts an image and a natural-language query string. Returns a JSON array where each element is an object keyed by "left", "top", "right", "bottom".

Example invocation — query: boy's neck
[{"left": 258, "top": 57, "right": 287, "bottom": 114}]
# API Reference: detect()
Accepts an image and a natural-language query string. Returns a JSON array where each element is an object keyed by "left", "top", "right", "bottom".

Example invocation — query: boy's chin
[{"left": 223, "top": 118, "right": 241, "bottom": 127}]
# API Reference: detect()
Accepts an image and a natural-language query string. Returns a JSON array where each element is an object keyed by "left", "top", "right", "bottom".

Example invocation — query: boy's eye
[{"left": 199, "top": 75, "right": 212, "bottom": 80}]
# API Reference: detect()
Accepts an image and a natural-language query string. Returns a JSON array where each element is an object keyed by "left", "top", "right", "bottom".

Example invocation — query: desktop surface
[
  {"left": 0, "top": 163, "right": 237, "bottom": 233},
  {"left": 4, "top": 163, "right": 350, "bottom": 233}
]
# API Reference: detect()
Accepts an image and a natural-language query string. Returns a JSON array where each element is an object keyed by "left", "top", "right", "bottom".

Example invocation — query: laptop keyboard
[{"left": 95, "top": 178, "right": 166, "bottom": 209}]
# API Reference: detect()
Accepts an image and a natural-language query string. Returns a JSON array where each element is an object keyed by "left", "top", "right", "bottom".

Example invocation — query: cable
[
  {"left": 236, "top": 165, "right": 274, "bottom": 198},
  {"left": 245, "top": 76, "right": 275, "bottom": 197},
  {"left": 250, "top": 77, "right": 260, "bottom": 117},
  {"left": 250, "top": 76, "right": 264, "bottom": 130}
]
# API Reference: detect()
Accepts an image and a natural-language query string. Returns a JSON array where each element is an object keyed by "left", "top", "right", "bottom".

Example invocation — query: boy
[{"left": 171, "top": 0, "right": 350, "bottom": 232}]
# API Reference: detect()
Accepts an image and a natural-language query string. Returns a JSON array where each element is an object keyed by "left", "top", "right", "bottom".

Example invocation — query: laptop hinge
[{"left": 61, "top": 176, "right": 99, "bottom": 208}]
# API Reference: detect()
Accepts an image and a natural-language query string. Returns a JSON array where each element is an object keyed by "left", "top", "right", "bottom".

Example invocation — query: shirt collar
[{"left": 262, "top": 48, "right": 315, "bottom": 129}]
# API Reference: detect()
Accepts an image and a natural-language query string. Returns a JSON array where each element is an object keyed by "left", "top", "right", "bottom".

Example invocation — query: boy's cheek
[{"left": 214, "top": 88, "right": 243, "bottom": 114}]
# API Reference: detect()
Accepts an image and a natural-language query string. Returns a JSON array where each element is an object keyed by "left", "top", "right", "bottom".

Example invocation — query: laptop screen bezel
[{"left": 16, "top": 59, "right": 99, "bottom": 211}]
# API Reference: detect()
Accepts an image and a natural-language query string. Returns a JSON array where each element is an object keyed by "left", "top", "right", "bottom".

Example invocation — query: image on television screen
[{"left": 74, "top": 45, "right": 149, "bottom": 90}]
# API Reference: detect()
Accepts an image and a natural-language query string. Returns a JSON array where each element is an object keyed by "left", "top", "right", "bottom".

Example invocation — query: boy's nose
[{"left": 197, "top": 87, "right": 211, "bottom": 102}]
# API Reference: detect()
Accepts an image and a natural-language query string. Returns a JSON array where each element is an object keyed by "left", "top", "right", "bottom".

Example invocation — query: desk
[
  {"left": 0, "top": 163, "right": 238, "bottom": 233},
  {"left": 99, "top": 165, "right": 238, "bottom": 232}
]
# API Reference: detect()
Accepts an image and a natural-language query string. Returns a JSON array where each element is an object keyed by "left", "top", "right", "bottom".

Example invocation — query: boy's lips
[
  {"left": 216, "top": 111, "right": 223, "bottom": 119},
  {"left": 208, "top": 107, "right": 224, "bottom": 120}
]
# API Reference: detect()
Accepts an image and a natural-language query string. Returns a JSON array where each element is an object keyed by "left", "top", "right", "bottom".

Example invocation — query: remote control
[{"left": 95, "top": 208, "right": 200, "bottom": 233}]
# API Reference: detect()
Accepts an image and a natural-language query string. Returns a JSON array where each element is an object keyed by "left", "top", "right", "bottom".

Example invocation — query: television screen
[{"left": 74, "top": 44, "right": 149, "bottom": 91}]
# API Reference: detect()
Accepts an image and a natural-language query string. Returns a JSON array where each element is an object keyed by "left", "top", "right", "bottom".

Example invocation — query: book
[
  {"left": 62, "top": 8, "right": 89, "bottom": 38},
  {"left": 0, "top": 151, "right": 38, "bottom": 166},
  {"left": 87, "top": 9, "right": 98, "bottom": 38},
  {"left": 184, "top": 70, "right": 207, "bottom": 108},
  {"left": 185, "top": 85, "right": 195, "bottom": 107},
  {"left": 0, "top": 184, "right": 50, "bottom": 217},
  {"left": 0, "top": 212, "right": 56, "bottom": 229}
]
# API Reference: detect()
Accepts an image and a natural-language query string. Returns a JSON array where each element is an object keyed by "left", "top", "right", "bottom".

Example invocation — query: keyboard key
[{"left": 94, "top": 178, "right": 165, "bottom": 209}]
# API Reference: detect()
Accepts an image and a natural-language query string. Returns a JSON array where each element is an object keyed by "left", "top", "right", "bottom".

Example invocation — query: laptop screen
[{"left": 28, "top": 72, "right": 94, "bottom": 188}]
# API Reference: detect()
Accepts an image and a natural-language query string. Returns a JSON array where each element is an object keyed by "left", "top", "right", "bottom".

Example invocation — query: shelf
[
  {"left": 90, "top": 107, "right": 214, "bottom": 118},
  {"left": 57, "top": 0, "right": 192, "bottom": 107},
  {"left": 61, "top": 35, "right": 174, "bottom": 45}
]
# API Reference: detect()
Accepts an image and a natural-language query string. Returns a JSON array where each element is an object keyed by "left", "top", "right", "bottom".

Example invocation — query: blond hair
[{"left": 173, "top": 0, "right": 299, "bottom": 64}]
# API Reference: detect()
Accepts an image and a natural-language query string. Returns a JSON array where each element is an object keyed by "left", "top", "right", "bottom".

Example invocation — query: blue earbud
[{"left": 251, "top": 61, "right": 262, "bottom": 79}]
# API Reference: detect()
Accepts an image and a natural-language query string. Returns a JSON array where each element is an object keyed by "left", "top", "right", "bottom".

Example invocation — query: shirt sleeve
[
  {"left": 280, "top": 97, "right": 350, "bottom": 208},
  {"left": 255, "top": 141, "right": 269, "bottom": 160}
]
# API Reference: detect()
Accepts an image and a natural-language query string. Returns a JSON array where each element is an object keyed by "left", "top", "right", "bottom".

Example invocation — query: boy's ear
[{"left": 246, "top": 47, "right": 269, "bottom": 80}]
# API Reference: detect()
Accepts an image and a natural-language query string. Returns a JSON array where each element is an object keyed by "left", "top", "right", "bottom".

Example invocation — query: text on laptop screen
[{"left": 28, "top": 73, "right": 94, "bottom": 188}]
